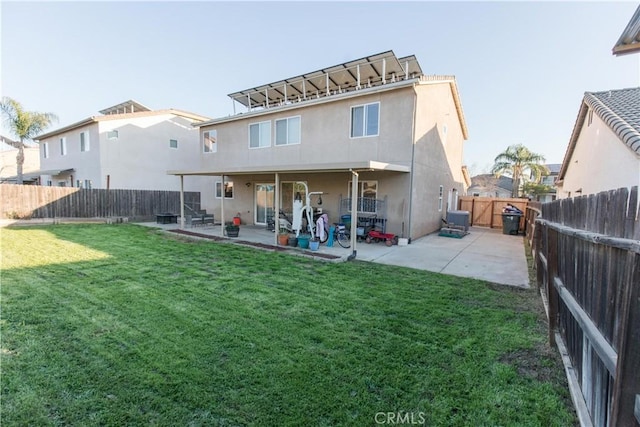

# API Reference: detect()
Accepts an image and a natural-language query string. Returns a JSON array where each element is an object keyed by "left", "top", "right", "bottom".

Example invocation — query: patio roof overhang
[{"left": 167, "top": 160, "right": 410, "bottom": 177}]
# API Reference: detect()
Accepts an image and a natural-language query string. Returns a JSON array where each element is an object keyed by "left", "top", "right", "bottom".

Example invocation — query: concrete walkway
[{"left": 355, "top": 227, "right": 530, "bottom": 288}]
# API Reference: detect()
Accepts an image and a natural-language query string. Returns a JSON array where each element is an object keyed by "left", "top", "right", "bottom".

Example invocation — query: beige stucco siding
[
  {"left": 197, "top": 88, "right": 415, "bottom": 172},
  {"left": 559, "top": 113, "right": 640, "bottom": 198},
  {"left": 409, "top": 82, "right": 466, "bottom": 237},
  {"left": 196, "top": 81, "right": 466, "bottom": 240}
]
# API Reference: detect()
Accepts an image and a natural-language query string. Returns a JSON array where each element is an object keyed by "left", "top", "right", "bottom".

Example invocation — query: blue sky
[{"left": 1, "top": 1, "right": 638, "bottom": 174}]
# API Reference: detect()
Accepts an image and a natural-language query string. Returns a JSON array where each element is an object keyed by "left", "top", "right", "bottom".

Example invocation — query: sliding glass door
[{"left": 255, "top": 183, "right": 274, "bottom": 225}]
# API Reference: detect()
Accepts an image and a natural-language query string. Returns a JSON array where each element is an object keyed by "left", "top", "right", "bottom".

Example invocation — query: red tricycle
[{"left": 365, "top": 230, "right": 399, "bottom": 246}]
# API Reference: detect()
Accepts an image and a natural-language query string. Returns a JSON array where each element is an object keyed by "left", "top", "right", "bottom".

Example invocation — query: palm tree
[
  {"left": 491, "top": 144, "right": 548, "bottom": 197},
  {"left": 0, "top": 97, "right": 57, "bottom": 184}
]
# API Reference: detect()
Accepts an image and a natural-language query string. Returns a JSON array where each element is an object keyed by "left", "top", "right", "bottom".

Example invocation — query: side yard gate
[
  {"left": 530, "top": 186, "right": 639, "bottom": 427},
  {"left": 458, "top": 196, "right": 528, "bottom": 229}
]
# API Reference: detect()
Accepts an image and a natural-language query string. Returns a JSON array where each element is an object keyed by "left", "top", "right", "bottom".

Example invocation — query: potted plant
[
  {"left": 278, "top": 226, "right": 289, "bottom": 246},
  {"left": 297, "top": 233, "right": 311, "bottom": 249},
  {"left": 308, "top": 237, "right": 320, "bottom": 251},
  {"left": 225, "top": 221, "right": 240, "bottom": 238}
]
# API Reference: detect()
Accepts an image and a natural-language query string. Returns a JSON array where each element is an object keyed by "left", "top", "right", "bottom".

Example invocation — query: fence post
[
  {"left": 546, "top": 227, "right": 559, "bottom": 347},
  {"left": 610, "top": 253, "right": 640, "bottom": 426}
]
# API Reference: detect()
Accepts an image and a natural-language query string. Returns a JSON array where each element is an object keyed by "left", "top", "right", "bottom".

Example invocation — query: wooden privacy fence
[
  {"left": 458, "top": 196, "right": 528, "bottom": 229},
  {"left": 532, "top": 186, "right": 639, "bottom": 427},
  {"left": 0, "top": 184, "right": 200, "bottom": 220}
]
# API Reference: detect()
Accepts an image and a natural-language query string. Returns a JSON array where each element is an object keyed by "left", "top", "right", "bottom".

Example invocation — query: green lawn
[{"left": 1, "top": 224, "right": 575, "bottom": 426}]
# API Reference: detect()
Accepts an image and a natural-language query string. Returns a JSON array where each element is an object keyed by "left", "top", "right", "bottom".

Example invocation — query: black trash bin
[{"left": 502, "top": 213, "right": 522, "bottom": 235}]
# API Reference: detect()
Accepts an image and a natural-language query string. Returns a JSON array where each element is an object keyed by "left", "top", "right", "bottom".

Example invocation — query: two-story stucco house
[
  {"left": 556, "top": 88, "right": 640, "bottom": 198},
  {"left": 171, "top": 51, "right": 469, "bottom": 241},
  {"left": 34, "top": 100, "right": 210, "bottom": 192}
]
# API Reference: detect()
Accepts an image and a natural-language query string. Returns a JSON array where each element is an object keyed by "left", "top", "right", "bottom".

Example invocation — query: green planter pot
[{"left": 297, "top": 235, "right": 310, "bottom": 249}]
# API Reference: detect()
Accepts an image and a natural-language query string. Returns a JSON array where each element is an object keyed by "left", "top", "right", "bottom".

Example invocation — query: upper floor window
[
  {"left": 169, "top": 139, "right": 178, "bottom": 149},
  {"left": 350, "top": 102, "right": 379, "bottom": 138},
  {"left": 203, "top": 130, "right": 217, "bottom": 153},
  {"left": 249, "top": 121, "right": 271, "bottom": 149},
  {"left": 43, "top": 142, "right": 49, "bottom": 159},
  {"left": 80, "top": 131, "right": 90, "bottom": 152},
  {"left": 60, "top": 137, "right": 67, "bottom": 156},
  {"left": 275, "top": 116, "right": 301, "bottom": 146},
  {"left": 107, "top": 130, "right": 119, "bottom": 140}
]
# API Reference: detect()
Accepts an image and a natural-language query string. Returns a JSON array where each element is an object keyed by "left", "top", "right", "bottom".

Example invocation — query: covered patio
[{"left": 168, "top": 160, "right": 410, "bottom": 261}]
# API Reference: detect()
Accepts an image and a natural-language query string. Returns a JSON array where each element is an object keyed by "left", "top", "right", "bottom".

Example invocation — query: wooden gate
[{"left": 458, "top": 197, "right": 528, "bottom": 229}]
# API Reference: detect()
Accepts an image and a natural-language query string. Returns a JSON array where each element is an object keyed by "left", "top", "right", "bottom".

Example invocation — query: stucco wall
[
  {"left": 0, "top": 147, "right": 40, "bottom": 181},
  {"left": 559, "top": 113, "right": 640, "bottom": 198},
  {"left": 39, "top": 114, "right": 211, "bottom": 193},
  {"left": 197, "top": 81, "right": 466, "bottom": 240},
  {"left": 409, "top": 82, "right": 467, "bottom": 237},
  {"left": 39, "top": 123, "right": 101, "bottom": 187},
  {"left": 196, "top": 87, "right": 415, "bottom": 172}
]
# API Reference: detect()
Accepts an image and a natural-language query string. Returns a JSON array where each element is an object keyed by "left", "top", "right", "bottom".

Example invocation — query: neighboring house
[
  {"left": 0, "top": 146, "right": 41, "bottom": 184},
  {"left": 612, "top": 4, "right": 640, "bottom": 56},
  {"left": 171, "top": 51, "right": 469, "bottom": 240},
  {"left": 466, "top": 174, "right": 513, "bottom": 198},
  {"left": 531, "top": 163, "right": 561, "bottom": 203},
  {"left": 556, "top": 88, "right": 640, "bottom": 198},
  {"left": 34, "top": 100, "right": 210, "bottom": 191}
]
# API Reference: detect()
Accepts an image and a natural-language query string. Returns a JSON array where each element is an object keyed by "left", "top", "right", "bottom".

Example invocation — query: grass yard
[{"left": 1, "top": 224, "right": 575, "bottom": 426}]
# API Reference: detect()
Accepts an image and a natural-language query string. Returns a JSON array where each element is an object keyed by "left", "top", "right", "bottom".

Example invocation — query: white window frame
[
  {"left": 80, "top": 131, "right": 90, "bottom": 152},
  {"left": 60, "top": 137, "right": 67, "bottom": 156},
  {"left": 249, "top": 121, "right": 271, "bottom": 149},
  {"left": 350, "top": 102, "right": 380, "bottom": 138},
  {"left": 275, "top": 116, "right": 301, "bottom": 146},
  {"left": 347, "top": 180, "right": 378, "bottom": 213},
  {"left": 43, "top": 142, "right": 49, "bottom": 159},
  {"left": 203, "top": 130, "right": 217, "bottom": 153},
  {"left": 107, "top": 130, "right": 119, "bottom": 140},
  {"left": 169, "top": 139, "right": 178, "bottom": 149},
  {"left": 438, "top": 185, "right": 444, "bottom": 212},
  {"left": 84, "top": 179, "right": 92, "bottom": 189},
  {"left": 215, "top": 181, "right": 234, "bottom": 199}
]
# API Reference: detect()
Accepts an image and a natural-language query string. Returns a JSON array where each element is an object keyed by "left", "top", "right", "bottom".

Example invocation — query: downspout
[
  {"left": 179, "top": 175, "right": 185, "bottom": 229},
  {"left": 407, "top": 82, "right": 418, "bottom": 243},
  {"left": 347, "top": 170, "right": 359, "bottom": 261},
  {"left": 220, "top": 175, "right": 225, "bottom": 237},
  {"left": 275, "top": 173, "right": 280, "bottom": 245}
]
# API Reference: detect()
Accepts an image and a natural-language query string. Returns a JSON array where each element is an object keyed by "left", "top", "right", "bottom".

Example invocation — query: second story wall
[
  {"left": 99, "top": 114, "right": 204, "bottom": 191},
  {"left": 196, "top": 84, "right": 417, "bottom": 171},
  {"left": 39, "top": 122, "right": 101, "bottom": 187}
]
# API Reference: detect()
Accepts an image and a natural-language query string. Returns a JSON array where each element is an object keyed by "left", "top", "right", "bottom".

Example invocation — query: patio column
[
  {"left": 220, "top": 175, "right": 225, "bottom": 237},
  {"left": 275, "top": 172, "right": 280, "bottom": 245},
  {"left": 349, "top": 170, "right": 359, "bottom": 260},
  {"left": 179, "top": 175, "right": 185, "bottom": 229}
]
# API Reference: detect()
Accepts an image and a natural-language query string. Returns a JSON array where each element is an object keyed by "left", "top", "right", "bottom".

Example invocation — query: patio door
[{"left": 255, "top": 183, "right": 274, "bottom": 225}]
